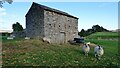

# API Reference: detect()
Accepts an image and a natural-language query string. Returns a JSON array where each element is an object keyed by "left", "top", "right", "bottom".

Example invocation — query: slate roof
[{"left": 26, "top": 2, "right": 78, "bottom": 19}]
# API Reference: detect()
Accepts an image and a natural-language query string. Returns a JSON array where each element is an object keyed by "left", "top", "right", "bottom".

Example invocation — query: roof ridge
[{"left": 32, "top": 2, "right": 78, "bottom": 19}]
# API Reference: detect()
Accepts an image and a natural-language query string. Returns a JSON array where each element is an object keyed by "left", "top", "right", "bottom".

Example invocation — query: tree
[
  {"left": 92, "top": 25, "right": 109, "bottom": 32},
  {"left": 78, "top": 24, "right": 109, "bottom": 37},
  {"left": 12, "top": 22, "right": 23, "bottom": 32},
  {"left": 78, "top": 29, "right": 86, "bottom": 37},
  {"left": 86, "top": 29, "right": 95, "bottom": 35},
  {"left": 92, "top": 25, "right": 101, "bottom": 32},
  {"left": 0, "top": 0, "right": 13, "bottom": 7}
]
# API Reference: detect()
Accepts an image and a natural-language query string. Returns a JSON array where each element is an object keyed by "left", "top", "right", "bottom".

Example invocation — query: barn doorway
[{"left": 59, "top": 33, "right": 65, "bottom": 44}]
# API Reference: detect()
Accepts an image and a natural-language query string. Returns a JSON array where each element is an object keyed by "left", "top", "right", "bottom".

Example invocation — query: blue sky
[{"left": 0, "top": 2, "right": 118, "bottom": 31}]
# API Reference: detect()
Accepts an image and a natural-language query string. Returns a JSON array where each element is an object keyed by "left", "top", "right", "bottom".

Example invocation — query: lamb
[
  {"left": 94, "top": 45, "right": 104, "bottom": 60},
  {"left": 82, "top": 42, "right": 90, "bottom": 56}
]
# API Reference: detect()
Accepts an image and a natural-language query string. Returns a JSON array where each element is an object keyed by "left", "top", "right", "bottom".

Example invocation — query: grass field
[
  {"left": 86, "top": 32, "right": 119, "bottom": 39},
  {"left": 2, "top": 32, "right": 120, "bottom": 67}
]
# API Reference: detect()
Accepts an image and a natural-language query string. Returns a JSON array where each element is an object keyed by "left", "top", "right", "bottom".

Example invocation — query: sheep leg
[
  {"left": 84, "top": 53, "right": 86, "bottom": 56},
  {"left": 84, "top": 52, "right": 88, "bottom": 56},
  {"left": 83, "top": 51, "right": 85, "bottom": 55},
  {"left": 99, "top": 56, "right": 101, "bottom": 60},
  {"left": 97, "top": 57, "right": 101, "bottom": 60},
  {"left": 94, "top": 53, "right": 97, "bottom": 57},
  {"left": 96, "top": 55, "right": 101, "bottom": 60},
  {"left": 86, "top": 52, "right": 88, "bottom": 56},
  {"left": 86, "top": 53, "right": 88, "bottom": 56}
]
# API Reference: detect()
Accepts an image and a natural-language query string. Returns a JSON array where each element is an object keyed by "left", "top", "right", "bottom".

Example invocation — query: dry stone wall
[
  {"left": 26, "top": 4, "right": 44, "bottom": 38},
  {"left": 12, "top": 30, "right": 26, "bottom": 38},
  {"left": 44, "top": 10, "right": 78, "bottom": 43}
]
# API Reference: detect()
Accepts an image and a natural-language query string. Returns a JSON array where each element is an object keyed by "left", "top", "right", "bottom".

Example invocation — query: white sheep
[
  {"left": 94, "top": 45, "right": 104, "bottom": 60},
  {"left": 82, "top": 43, "right": 90, "bottom": 56}
]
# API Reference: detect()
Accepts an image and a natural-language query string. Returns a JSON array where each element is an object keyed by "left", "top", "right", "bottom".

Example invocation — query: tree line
[{"left": 78, "top": 25, "right": 109, "bottom": 37}]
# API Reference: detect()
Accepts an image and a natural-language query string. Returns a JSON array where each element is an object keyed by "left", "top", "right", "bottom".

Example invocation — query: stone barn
[{"left": 26, "top": 2, "right": 79, "bottom": 43}]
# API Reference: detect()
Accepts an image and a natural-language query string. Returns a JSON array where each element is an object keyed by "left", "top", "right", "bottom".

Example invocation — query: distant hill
[
  {"left": 110, "top": 29, "right": 120, "bottom": 32},
  {"left": 0, "top": 30, "right": 13, "bottom": 33}
]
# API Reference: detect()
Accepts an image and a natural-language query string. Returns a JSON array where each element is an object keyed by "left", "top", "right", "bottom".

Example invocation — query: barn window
[
  {"left": 74, "top": 32, "right": 76, "bottom": 34},
  {"left": 75, "top": 27, "right": 77, "bottom": 29},
  {"left": 59, "top": 25, "right": 60, "bottom": 27},
  {"left": 49, "top": 24, "right": 51, "bottom": 26},
  {"left": 69, "top": 25, "right": 71, "bottom": 28},
  {"left": 64, "top": 24, "right": 66, "bottom": 29}
]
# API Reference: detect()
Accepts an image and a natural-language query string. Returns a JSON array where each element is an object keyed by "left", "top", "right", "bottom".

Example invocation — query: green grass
[
  {"left": 85, "top": 39, "right": 118, "bottom": 58},
  {"left": 2, "top": 32, "right": 120, "bottom": 67},
  {"left": 86, "top": 32, "right": 119, "bottom": 39},
  {"left": 2, "top": 39, "right": 119, "bottom": 67},
  {"left": 0, "top": 36, "right": 2, "bottom": 41}
]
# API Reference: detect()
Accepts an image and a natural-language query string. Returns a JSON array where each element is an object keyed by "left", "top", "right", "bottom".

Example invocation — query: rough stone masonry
[{"left": 25, "top": 2, "right": 79, "bottom": 44}]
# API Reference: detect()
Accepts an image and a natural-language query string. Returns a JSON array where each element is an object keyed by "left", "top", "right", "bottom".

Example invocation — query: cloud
[
  {"left": 0, "top": 19, "right": 4, "bottom": 23},
  {"left": 0, "top": 12, "right": 7, "bottom": 16},
  {"left": 0, "top": 8, "right": 6, "bottom": 12},
  {"left": 0, "top": 8, "right": 7, "bottom": 16},
  {"left": 0, "top": 8, "right": 6, "bottom": 24}
]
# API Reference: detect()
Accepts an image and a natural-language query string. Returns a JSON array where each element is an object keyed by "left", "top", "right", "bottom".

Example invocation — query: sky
[{"left": 0, "top": 2, "right": 118, "bottom": 32}]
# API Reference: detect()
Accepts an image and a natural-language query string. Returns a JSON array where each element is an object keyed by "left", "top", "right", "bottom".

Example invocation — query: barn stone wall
[
  {"left": 44, "top": 10, "right": 78, "bottom": 44},
  {"left": 25, "top": 3, "right": 79, "bottom": 43},
  {"left": 12, "top": 30, "right": 26, "bottom": 38},
  {"left": 26, "top": 4, "right": 44, "bottom": 38}
]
